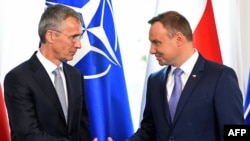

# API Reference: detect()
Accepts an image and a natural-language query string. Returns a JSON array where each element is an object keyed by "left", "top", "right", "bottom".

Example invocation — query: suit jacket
[
  {"left": 129, "top": 54, "right": 245, "bottom": 141},
  {"left": 4, "top": 51, "right": 91, "bottom": 141}
]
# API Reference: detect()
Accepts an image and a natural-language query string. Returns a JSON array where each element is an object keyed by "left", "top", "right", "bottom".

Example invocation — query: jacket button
[{"left": 169, "top": 136, "right": 174, "bottom": 141}]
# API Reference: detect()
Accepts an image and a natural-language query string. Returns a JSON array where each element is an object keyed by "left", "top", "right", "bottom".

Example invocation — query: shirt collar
[
  {"left": 171, "top": 48, "right": 199, "bottom": 76},
  {"left": 36, "top": 50, "right": 63, "bottom": 74}
]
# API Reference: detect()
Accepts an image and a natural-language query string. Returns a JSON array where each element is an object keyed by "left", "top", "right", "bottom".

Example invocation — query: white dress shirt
[{"left": 166, "top": 49, "right": 199, "bottom": 101}]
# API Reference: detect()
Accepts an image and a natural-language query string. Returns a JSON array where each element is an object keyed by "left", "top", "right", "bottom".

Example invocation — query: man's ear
[
  {"left": 45, "top": 30, "right": 55, "bottom": 43},
  {"left": 175, "top": 32, "right": 184, "bottom": 47}
]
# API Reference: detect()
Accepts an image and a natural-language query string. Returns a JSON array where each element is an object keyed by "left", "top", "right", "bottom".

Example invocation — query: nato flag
[{"left": 46, "top": 0, "right": 134, "bottom": 140}]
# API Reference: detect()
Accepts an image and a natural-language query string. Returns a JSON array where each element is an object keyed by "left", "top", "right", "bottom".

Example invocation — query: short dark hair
[{"left": 148, "top": 11, "right": 193, "bottom": 41}]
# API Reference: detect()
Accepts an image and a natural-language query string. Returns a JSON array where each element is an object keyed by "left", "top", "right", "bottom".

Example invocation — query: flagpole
[{"left": 154, "top": 0, "right": 159, "bottom": 15}]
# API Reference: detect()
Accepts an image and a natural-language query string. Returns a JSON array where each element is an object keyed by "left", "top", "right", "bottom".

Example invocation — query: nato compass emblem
[{"left": 46, "top": 0, "right": 122, "bottom": 79}]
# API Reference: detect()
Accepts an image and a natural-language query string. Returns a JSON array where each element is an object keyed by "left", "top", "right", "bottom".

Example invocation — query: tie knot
[
  {"left": 53, "top": 67, "right": 61, "bottom": 76},
  {"left": 173, "top": 68, "right": 183, "bottom": 76}
]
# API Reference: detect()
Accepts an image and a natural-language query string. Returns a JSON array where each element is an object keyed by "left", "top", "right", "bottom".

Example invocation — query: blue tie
[
  {"left": 53, "top": 67, "right": 67, "bottom": 123},
  {"left": 169, "top": 68, "right": 183, "bottom": 121}
]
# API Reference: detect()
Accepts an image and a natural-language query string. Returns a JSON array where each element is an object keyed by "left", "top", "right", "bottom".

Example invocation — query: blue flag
[
  {"left": 244, "top": 71, "right": 250, "bottom": 124},
  {"left": 46, "top": 0, "right": 134, "bottom": 140}
]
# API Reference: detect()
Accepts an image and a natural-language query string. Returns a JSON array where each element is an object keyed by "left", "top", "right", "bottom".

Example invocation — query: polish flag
[
  {"left": 193, "top": 0, "right": 222, "bottom": 64},
  {"left": 0, "top": 84, "right": 11, "bottom": 141},
  {"left": 140, "top": 0, "right": 222, "bottom": 119}
]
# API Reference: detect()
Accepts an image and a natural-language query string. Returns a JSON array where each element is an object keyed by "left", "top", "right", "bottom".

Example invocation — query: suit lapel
[
  {"left": 63, "top": 65, "right": 73, "bottom": 126},
  {"left": 172, "top": 55, "right": 206, "bottom": 124},
  {"left": 29, "top": 52, "right": 67, "bottom": 124},
  {"left": 63, "top": 63, "right": 80, "bottom": 130}
]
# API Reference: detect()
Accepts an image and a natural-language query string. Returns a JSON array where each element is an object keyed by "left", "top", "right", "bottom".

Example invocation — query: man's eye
[{"left": 152, "top": 41, "right": 160, "bottom": 46}]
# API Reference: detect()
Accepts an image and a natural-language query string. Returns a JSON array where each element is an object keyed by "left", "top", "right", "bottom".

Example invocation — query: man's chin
[
  {"left": 67, "top": 56, "right": 74, "bottom": 61},
  {"left": 62, "top": 57, "right": 73, "bottom": 62},
  {"left": 158, "top": 61, "right": 165, "bottom": 66},
  {"left": 159, "top": 62, "right": 169, "bottom": 66}
]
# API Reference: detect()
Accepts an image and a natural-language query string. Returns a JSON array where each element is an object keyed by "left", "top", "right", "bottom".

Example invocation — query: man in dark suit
[
  {"left": 128, "top": 11, "right": 245, "bottom": 141},
  {"left": 4, "top": 4, "right": 104, "bottom": 141}
]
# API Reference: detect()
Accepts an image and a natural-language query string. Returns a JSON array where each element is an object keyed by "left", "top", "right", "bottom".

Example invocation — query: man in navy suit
[
  {"left": 128, "top": 11, "right": 245, "bottom": 141},
  {"left": 4, "top": 4, "right": 112, "bottom": 141}
]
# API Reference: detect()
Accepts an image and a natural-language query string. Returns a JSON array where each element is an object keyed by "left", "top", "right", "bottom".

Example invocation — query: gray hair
[{"left": 38, "top": 4, "right": 82, "bottom": 43}]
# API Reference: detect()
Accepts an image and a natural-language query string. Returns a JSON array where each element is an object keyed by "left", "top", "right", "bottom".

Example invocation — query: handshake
[{"left": 93, "top": 137, "right": 113, "bottom": 141}]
